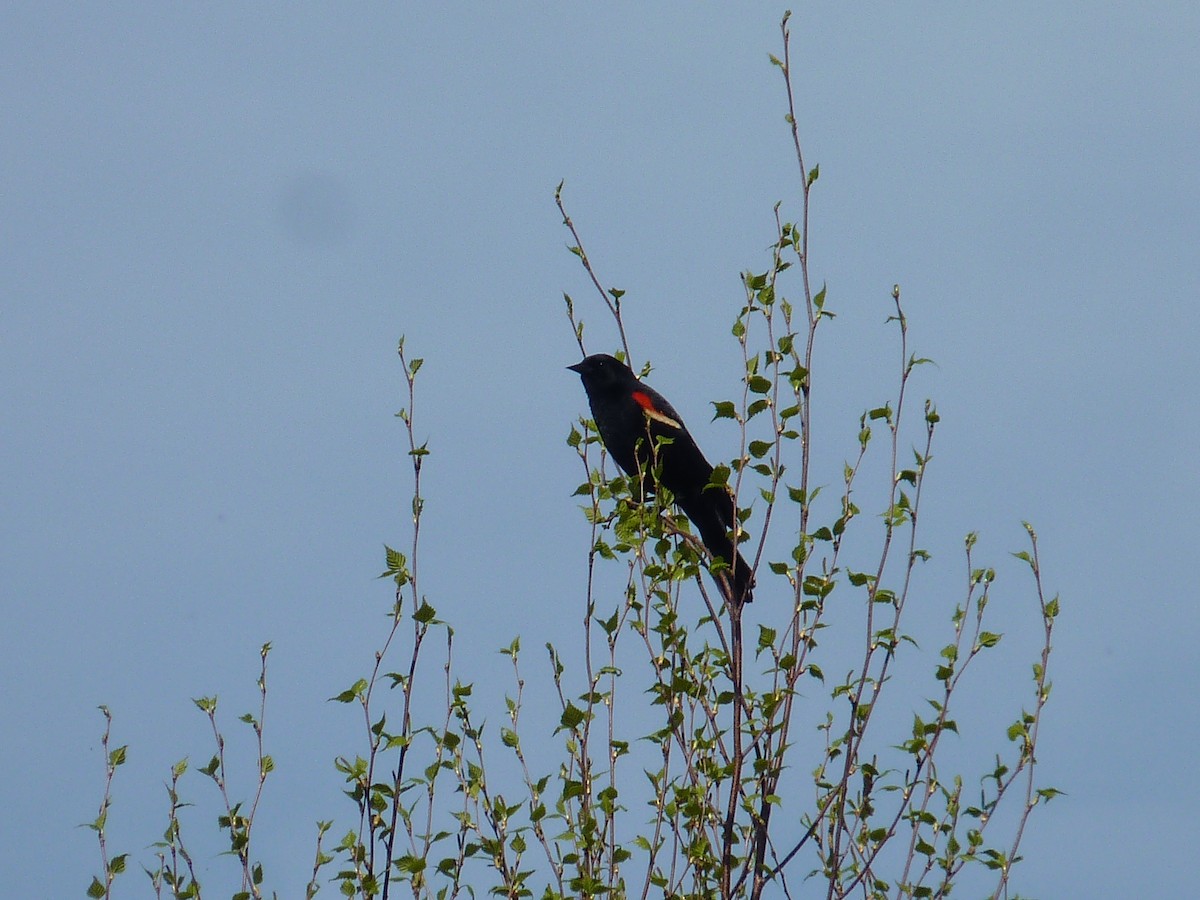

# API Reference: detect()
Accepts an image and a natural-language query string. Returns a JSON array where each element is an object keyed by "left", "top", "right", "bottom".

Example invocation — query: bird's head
[{"left": 567, "top": 353, "right": 635, "bottom": 393}]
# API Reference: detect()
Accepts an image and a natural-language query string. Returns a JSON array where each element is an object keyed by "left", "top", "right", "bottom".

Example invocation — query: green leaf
[
  {"left": 87, "top": 877, "right": 106, "bottom": 899},
  {"left": 559, "top": 702, "right": 587, "bottom": 731},
  {"left": 711, "top": 400, "right": 737, "bottom": 420},
  {"left": 748, "top": 440, "right": 772, "bottom": 459},
  {"left": 414, "top": 601, "right": 437, "bottom": 624},
  {"left": 747, "top": 375, "right": 772, "bottom": 394},
  {"left": 757, "top": 625, "right": 777, "bottom": 651},
  {"left": 562, "top": 779, "right": 584, "bottom": 801},
  {"left": 329, "top": 678, "right": 367, "bottom": 703},
  {"left": 501, "top": 728, "right": 519, "bottom": 749},
  {"left": 600, "top": 609, "right": 620, "bottom": 636},
  {"left": 380, "top": 545, "right": 408, "bottom": 581}
]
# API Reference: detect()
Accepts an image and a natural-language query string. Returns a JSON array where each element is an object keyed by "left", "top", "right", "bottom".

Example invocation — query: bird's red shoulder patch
[
  {"left": 632, "top": 390, "right": 682, "bottom": 429},
  {"left": 631, "top": 391, "right": 656, "bottom": 412}
]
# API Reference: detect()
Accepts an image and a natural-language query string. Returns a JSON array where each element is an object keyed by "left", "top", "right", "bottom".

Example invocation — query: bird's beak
[{"left": 567, "top": 362, "right": 584, "bottom": 374}]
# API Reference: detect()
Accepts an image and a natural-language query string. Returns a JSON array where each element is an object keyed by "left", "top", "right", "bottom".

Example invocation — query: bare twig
[{"left": 556, "top": 182, "right": 632, "bottom": 362}]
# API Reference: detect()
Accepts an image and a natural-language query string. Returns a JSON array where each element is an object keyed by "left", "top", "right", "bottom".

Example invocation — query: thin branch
[{"left": 556, "top": 182, "right": 632, "bottom": 362}]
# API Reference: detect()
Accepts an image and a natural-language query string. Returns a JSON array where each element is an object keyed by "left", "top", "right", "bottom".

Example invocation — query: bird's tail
[{"left": 677, "top": 490, "right": 755, "bottom": 605}]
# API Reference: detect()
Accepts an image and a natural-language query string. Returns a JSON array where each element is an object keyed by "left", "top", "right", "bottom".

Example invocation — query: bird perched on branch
[{"left": 568, "top": 353, "right": 754, "bottom": 605}]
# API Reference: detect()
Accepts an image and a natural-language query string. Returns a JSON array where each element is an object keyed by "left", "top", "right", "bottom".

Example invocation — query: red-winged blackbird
[{"left": 569, "top": 353, "right": 754, "bottom": 605}]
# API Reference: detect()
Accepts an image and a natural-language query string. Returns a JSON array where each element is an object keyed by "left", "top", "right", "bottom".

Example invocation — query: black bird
[{"left": 568, "top": 353, "right": 754, "bottom": 605}]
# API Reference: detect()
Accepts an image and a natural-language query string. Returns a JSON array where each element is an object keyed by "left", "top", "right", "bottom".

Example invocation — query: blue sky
[{"left": 3, "top": 4, "right": 1198, "bottom": 897}]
